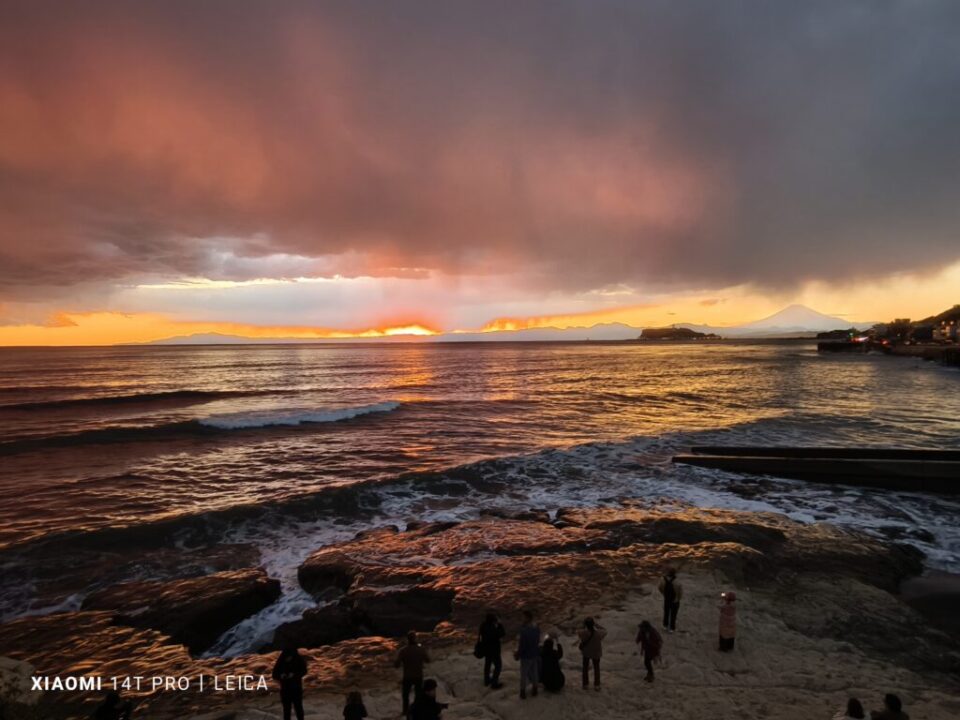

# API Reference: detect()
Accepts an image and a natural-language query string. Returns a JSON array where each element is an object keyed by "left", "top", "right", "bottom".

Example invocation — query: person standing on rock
[
  {"left": 577, "top": 616, "right": 607, "bottom": 690},
  {"left": 540, "top": 635, "right": 565, "bottom": 692},
  {"left": 395, "top": 631, "right": 431, "bottom": 717},
  {"left": 409, "top": 678, "right": 448, "bottom": 720},
  {"left": 272, "top": 647, "right": 308, "bottom": 720},
  {"left": 343, "top": 690, "right": 367, "bottom": 720},
  {"left": 718, "top": 591, "right": 737, "bottom": 651},
  {"left": 635, "top": 620, "right": 663, "bottom": 682},
  {"left": 515, "top": 609, "right": 541, "bottom": 699},
  {"left": 478, "top": 611, "right": 506, "bottom": 689},
  {"left": 658, "top": 567, "right": 683, "bottom": 632},
  {"left": 833, "top": 697, "right": 866, "bottom": 719},
  {"left": 870, "top": 693, "right": 910, "bottom": 720}
]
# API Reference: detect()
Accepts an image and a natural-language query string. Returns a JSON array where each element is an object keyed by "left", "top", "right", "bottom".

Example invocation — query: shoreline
[
  {"left": 2, "top": 505, "right": 959, "bottom": 718},
  {"left": 143, "top": 573, "right": 960, "bottom": 719}
]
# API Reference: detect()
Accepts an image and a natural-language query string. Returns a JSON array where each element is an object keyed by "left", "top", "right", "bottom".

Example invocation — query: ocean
[{"left": 1, "top": 342, "right": 958, "bottom": 655}]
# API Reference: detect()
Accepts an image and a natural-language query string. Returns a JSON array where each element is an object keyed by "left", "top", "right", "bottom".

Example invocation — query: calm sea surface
[{"left": 1, "top": 342, "right": 958, "bottom": 651}]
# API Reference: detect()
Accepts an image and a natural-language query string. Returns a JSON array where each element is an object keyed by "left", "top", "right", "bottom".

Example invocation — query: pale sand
[{"left": 191, "top": 573, "right": 960, "bottom": 720}]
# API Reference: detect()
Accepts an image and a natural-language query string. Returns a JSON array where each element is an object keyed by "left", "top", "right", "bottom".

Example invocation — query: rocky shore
[{"left": 2, "top": 503, "right": 959, "bottom": 719}]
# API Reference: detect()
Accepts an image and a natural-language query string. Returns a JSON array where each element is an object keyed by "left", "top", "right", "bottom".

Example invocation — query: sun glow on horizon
[
  {"left": 0, "top": 312, "right": 440, "bottom": 346},
  {"left": 1, "top": 261, "right": 959, "bottom": 346}
]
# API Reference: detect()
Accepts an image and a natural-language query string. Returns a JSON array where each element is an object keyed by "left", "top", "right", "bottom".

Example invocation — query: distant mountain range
[
  {"left": 143, "top": 305, "right": 874, "bottom": 344},
  {"left": 679, "top": 304, "right": 874, "bottom": 338}
]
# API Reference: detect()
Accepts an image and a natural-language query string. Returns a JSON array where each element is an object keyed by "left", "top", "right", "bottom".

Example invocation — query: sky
[{"left": 1, "top": 0, "right": 959, "bottom": 345}]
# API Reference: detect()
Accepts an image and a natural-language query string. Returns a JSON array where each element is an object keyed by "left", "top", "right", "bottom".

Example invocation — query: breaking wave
[
  {"left": 0, "top": 401, "right": 403, "bottom": 455},
  {"left": 198, "top": 401, "right": 401, "bottom": 429}
]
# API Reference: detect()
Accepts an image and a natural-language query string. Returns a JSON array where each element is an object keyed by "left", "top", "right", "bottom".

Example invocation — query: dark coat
[
  {"left": 540, "top": 644, "right": 565, "bottom": 692},
  {"left": 478, "top": 619, "right": 505, "bottom": 656},
  {"left": 272, "top": 651, "right": 308, "bottom": 697},
  {"left": 410, "top": 696, "right": 446, "bottom": 720},
  {"left": 343, "top": 701, "right": 368, "bottom": 720},
  {"left": 636, "top": 627, "right": 663, "bottom": 660}
]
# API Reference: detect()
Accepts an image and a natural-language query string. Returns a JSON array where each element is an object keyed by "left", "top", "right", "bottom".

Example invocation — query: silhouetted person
[
  {"left": 409, "top": 678, "right": 447, "bottom": 720},
  {"left": 395, "top": 631, "right": 430, "bottom": 717},
  {"left": 343, "top": 690, "right": 367, "bottom": 720},
  {"left": 635, "top": 620, "right": 662, "bottom": 682},
  {"left": 718, "top": 591, "right": 737, "bottom": 651},
  {"left": 272, "top": 647, "right": 308, "bottom": 720},
  {"left": 871, "top": 694, "right": 909, "bottom": 720},
  {"left": 577, "top": 616, "right": 606, "bottom": 690},
  {"left": 834, "top": 697, "right": 866, "bottom": 719},
  {"left": 515, "top": 610, "right": 541, "bottom": 699},
  {"left": 478, "top": 612, "right": 505, "bottom": 688},
  {"left": 658, "top": 567, "right": 683, "bottom": 632},
  {"left": 92, "top": 691, "right": 131, "bottom": 720},
  {"left": 540, "top": 636, "right": 565, "bottom": 692}
]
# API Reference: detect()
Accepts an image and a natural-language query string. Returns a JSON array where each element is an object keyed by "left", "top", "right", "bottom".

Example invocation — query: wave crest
[{"left": 198, "top": 401, "right": 401, "bottom": 429}]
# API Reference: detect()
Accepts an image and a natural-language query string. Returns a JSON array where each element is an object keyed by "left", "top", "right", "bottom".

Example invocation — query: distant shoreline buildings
[{"left": 816, "top": 304, "right": 960, "bottom": 366}]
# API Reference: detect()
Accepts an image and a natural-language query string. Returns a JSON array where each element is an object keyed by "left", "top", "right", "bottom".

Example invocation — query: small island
[{"left": 639, "top": 326, "right": 720, "bottom": 341}]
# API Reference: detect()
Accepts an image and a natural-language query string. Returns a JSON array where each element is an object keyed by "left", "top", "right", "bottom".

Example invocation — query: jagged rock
[
  {"left": 0, "top": 656, "right": 41, "bottom": 706},
  {"left": 299, "top": 519, "right": 607, "bottom": 597},
  {"left": 555, "top": 506, "right": 788, "bottom": 552},
  {"left": 82, "top": 568, "right": 281, "bottom": 653}
]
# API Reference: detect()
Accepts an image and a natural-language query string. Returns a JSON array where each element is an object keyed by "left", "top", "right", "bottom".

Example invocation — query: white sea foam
[
  {"left": 200, "top": 430, "right": 960, "bottom": 657},
  {"left": 198, "top": 401, "right": 401, "bottom": 429}
]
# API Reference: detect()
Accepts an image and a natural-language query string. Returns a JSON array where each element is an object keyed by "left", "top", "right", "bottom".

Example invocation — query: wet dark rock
[
  {"left": 82, "top": 568, "right": 281, "bottom": 653},
  {"left": 480, "top": 507, "right": 551, "bottom": 524},
  {"left": 273, "top": 585, "right": 455, "bottom": 649},
  {"left": 352, "top": 526, "right": 399, "bottom": 541},
  {"left": 900, "top": 572, "right": 960, "bottom": 638},
  {"left": 783, "top": 523, "right": 923, "bottom": 591},
  {"left": 271, "top": 604, "right": 359, "bottom": 650},
  {"left": 351, "top": 585, "right": 455, "bottom": 637},
  {"left": 2, "top": 543, "right": 263, "bottom": 619}
]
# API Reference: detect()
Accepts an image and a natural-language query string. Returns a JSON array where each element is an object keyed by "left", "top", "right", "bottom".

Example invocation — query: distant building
[
  {"left": 911, "top": 324, "right": 935, "bottom": 343},
  {"left": 934, "top": 308, "right": 960, "bottom": 343},
  {"left": 815, "top": 328, "right": 860, "bottom": 340}
]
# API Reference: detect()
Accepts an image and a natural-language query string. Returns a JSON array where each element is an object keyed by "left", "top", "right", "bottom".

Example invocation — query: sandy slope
[{"left": 191, "top": 573, "right": 960, "bottom": 720}]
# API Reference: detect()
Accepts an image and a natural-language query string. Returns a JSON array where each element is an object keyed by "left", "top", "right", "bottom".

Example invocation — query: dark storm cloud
[{"left": 1, "top": 0, "right": 959, "bottom": 297}]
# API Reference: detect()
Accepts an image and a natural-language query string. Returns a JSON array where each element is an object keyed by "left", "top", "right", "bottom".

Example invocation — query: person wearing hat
[{"left": 718, "top": 591, "right": 737, "bottom": 651}]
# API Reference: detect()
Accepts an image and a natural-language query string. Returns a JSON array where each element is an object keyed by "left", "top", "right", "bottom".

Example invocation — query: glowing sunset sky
[{"left": 1, "top": 1, "right": 959, "bottom": 345}]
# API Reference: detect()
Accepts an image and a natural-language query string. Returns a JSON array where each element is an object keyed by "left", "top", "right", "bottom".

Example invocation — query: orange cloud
[{"left": 476, "top": 304, "right": 661, "bottom": 333}]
